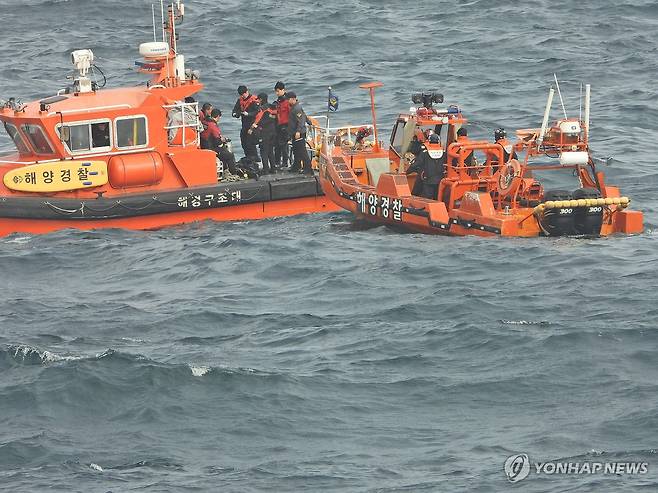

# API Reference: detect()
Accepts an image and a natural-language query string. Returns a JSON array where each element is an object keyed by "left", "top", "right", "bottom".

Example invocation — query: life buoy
[{"left": 497, "top": 159, "right": 522, "bottom": 196}]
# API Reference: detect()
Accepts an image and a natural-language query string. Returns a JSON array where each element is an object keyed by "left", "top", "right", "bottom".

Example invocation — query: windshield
[
  {"left": 22, "top": 124, "right": 55, "bottom": 155},
  {"left": 2, "top": 122, "right": 31, "bottom": 155}
]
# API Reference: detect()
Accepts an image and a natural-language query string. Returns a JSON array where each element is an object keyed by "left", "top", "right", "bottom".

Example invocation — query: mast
[
  {"left": 359, "top": 82, "right": 384, "bottom": 151},
  {"left": 584, "top": 84, "right": 591, "bottom": 145}
]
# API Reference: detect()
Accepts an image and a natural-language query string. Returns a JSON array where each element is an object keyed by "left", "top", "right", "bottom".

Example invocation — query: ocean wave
[
  {"left": 0, "top": 345, "right": 280, "bottom": 384},
  {"left": 189, "top": 365, "right": 211, "bottom": 377},
  {"left": 2, "top": 344, "right": 82, "bottom": 366}
]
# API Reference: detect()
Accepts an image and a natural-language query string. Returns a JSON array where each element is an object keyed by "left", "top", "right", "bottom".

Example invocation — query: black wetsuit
[
  {"left": 492, "top": 138, "right": 518, "bottom": 173},
  {"left": 232, "top": 95, "right": 260, "bottom": 161},
  {"left": 287, "top": 102, "right": 312, "bottom": 173},
  {"left": 254, "top": 104, "right": 278, "bottom": 174},
  {"left": 406, "top": 144, "right": 445, "bottom": 199}
]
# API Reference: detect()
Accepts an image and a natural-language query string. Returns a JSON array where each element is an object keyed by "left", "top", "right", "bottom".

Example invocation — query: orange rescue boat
[
  {"left": 314, "top": 82, "right": 643, "bottom": 237},
  {"left": 0, "top": 1, "right": 336, "bottom": 237}
]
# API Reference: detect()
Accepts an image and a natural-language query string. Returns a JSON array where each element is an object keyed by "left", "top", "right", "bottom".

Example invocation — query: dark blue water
[{"left": 1, "top": 0, "right": 658, "bottom": 491}]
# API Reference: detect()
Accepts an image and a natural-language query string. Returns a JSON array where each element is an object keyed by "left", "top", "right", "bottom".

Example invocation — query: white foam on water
[
  {"left": 95, "top": 349, "right": 114, "bottom": 359},
  {"left": 41, "top": 350, "right": 65, "bottom": 363},
  {"left": 4, "top": 236, "right": 32, "bottom": 244},
  {"left": 89, "top": 463, "right": 103, "bottom": 472},
  {"left": 189, "top": 364, "right": 211, "bottom": 377},
  {"left": 501, "top": 320, "right": 548, "bottom": 325},
  {"left": 10, "top": 344, "right": 82, "bottom": 364},
  {"left": 120, "top": 337, "right": 146, "bottom": 343}
]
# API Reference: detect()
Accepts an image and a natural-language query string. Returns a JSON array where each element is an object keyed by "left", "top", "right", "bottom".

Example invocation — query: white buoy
[{"left": 559, "top": 151, "right": 589, "bottom": 166}]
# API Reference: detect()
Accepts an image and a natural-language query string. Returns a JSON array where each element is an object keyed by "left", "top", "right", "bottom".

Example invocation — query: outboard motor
[
  {"left": 573, "top": 187, "right": 603, "bottom": 235},
  {"left": 539, "top": 190, "right": 576, "bottom": 236}
]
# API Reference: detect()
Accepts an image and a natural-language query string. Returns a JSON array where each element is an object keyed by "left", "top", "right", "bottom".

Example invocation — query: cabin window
[
  {"left": 91, "top": 122, "right": 111, "bottom": 148},
  {"left": 115, "top": 116, "right": 147, "bottom": 148},
  {"left": 22, "top": 124, "right": 55, "bottom": 155},
  {"left": 65, "top": 123, "right": 91, "bottom": 151},
  {"left": 58, "top": 120, "right": 112, "bottom": 154},
  {"left": 3, "top": 122, "right": 31, "bottom": 155}
]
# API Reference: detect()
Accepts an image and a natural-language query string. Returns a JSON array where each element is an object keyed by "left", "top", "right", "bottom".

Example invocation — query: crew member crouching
[{"left": 202, "top": 108, "right": 237, "bottom": 176}]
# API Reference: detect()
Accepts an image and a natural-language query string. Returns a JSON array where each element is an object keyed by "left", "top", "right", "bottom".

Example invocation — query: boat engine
[
  {"left": 573, "top": 187, "right": 603, "bottom": 235},
  {"left": 539, "top": 190, "right": 576, "bottom": 236}
]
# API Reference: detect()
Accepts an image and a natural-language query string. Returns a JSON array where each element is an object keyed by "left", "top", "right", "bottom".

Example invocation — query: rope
[
  {"left": 533, "top": 196, "right": 630, "bottom": 215},
  {"left": 43, "top": 202, "right": 84, "bottom": 215},
  {"left": 220, "top": 170, "right": 244, "bottom": 183}
]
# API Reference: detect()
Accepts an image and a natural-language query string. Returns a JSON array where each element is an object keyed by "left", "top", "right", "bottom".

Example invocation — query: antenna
[
  {"left": 538, "top": 87, "right": 555, "bottom": 146},
  {"left": 584, "top": 84, "right": 591, "bottom": 143},
  {"left": 553, "top": 73, "right": 568, "bottom": 119},
  {"left": 152, "top": 4, "right": 157, "bottom": 42},
  {"left": 172, "top": 3, "right": 177, "bottom": 54},
  {"left": 579, "top": 82, "right": 582, "bottom": 122},
  {"left": 160, "top": 0, "right": 165, "bottom": 43}
]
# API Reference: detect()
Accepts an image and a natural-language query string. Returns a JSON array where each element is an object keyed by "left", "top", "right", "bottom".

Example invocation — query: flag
[{"left": 328, "top": 89, "right": 339, "bottom": 112}]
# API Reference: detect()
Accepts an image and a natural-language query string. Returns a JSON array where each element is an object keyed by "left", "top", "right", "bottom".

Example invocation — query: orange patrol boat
[
  {"left": 314, "top": 81, "right": 643, "bottom": 237},
  {"left": 0, "top": 1, "right": 336, "bottom": 237}
]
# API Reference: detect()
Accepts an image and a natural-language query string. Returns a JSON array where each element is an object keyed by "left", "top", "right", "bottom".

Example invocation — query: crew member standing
[
  {"left": 274, "top": 81, "right": 290, "bottom": 169},
  {"left": 492, "top": 127, "right": 517, "bottom": 174},
  {"left": 453, "top": 127, "right": 475, "bottom": 176},
  {"left": 232, "top": 85, "right": 260, "bottom": 161},
  {"left": 202, "top": 108, "right": 237, "bottom": 176},
  {"left": 406, "top": 133, "right": 445, "bottom": 199},
  {"left": 286, "top": 92, "right": 312, "bottom": 175},
  {"left": 250, "top": 93, "right": 278, "bottom": 175}
]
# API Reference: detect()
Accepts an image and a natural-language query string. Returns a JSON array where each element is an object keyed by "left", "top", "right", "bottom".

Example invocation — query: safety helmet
[
  {"left": 494, "top": 127, "right": 506, "bottom": 141},
  {"left": 428, "top": 133, "right": 440, "bottom": 144}
]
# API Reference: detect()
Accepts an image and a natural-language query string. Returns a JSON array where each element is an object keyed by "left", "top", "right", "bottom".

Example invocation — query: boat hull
[
  {"left": 319, "top": 156, "right": 643, "bottom": 238},
  {"left": 0, "top": 174, "right": 339, "bottom": 236}
]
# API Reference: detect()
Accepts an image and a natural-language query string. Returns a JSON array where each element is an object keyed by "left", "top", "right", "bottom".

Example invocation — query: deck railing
[{"left": 163, "top": 101, "right": 201, "bottom": 148}]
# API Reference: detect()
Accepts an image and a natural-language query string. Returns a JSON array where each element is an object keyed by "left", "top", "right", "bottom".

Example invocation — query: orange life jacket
[{"left": 239, "top": 94, "right": 258, "bottom": 112}]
